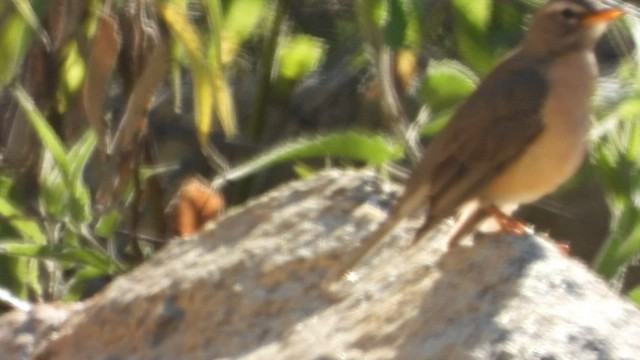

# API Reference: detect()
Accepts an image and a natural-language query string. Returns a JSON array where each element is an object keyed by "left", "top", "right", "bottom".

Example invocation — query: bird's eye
[{"left": 560, "top": 8, "right": 577, "bottom": 20}]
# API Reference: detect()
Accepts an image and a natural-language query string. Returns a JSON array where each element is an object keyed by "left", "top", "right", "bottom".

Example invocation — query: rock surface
[{"left": 1, "top": 169, "right": 639, "bottom": 359}]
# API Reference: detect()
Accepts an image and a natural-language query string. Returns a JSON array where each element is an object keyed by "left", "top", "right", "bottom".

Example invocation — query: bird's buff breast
[{"left": 481, "top": 51, "right": 597, "bottom": 206}]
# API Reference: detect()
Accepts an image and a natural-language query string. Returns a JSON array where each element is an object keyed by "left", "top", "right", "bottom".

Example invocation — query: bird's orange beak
[{"left": 582, "top": 8, "right": 625, "bottom": 26}]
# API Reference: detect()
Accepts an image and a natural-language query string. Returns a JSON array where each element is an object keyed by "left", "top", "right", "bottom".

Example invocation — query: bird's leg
[
  {"left": 410, "top": 211, "right": 444, "bottom": 246},
  {"left": 487, "top": 205, "right": 526, "bottom": 235},
  {"left": 487, "top": 206, "right": 571, "bottom": 253},
  {"left": 445, "top": 202, "right": 490, "bottom": 249}
]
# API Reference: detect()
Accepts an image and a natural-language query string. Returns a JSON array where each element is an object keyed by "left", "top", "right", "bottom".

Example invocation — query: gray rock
[{"left": 0, "top": 170, "right": 638, "bottom": 359}]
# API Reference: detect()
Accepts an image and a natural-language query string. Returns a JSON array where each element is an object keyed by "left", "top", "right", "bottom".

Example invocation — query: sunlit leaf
[
  {"left": 420, "top": 60, "right": 478, "bottom": 112},
  {"left": 629, "top": 286, "right": 640, "bottom": 305},
  {"left": 159, "top": 2, "right": 237, "bottom": 143},
  {"left": 205, "top": 0, "right": 238, "bottom": 138},
  {"left": 0, "top": 198, "right": 45, "bottom": 243},
  {"left": 193, "top": 74, "right": 215, "bottom": 145},
  {"left": 67, "top": 130, "right": 97, "bottom": 223},
  {"left": 420, "top": 108, "right": 455, "bottom": 137},
  {"left": 158, "top": 3, "right": 205, "bottom": 64},
  {"left": 11, "top": 85, "right": 71, "bottom": 179},
  {"left": 58, "top": 41, "right": 87, "bottom": 112},
  {"left": 0, "top": 258, "right": 36, "bottom": 305},
  {"left": 39, "top": 150, "right": 67, "bottom": 217},
  {"left": 203, "top": 0, "right": 223, "bottom": 59},
  {"left": 94, "top": 209, "right": 121, "bottom": 238},
  {"left": 279, "top": 34, "right": 326, "bottom": 81},
  {"left": 223, "top": 131, "right": 403, "bottom": 183},
  {"left": 68, "top": 131, "right": 97, "bottom": 188},
  {"left": 223, "top": 0, "right": 265, "bottom": 61},
  {"left": 452, "top": 0, "right": 492, "bottom": 30},
  {"left": 0, "top": 242, "right": 117, "bottom": 274},
  {"left": 292, "top": 163, "right": 316, "bottom": 178},
  {"left": 11, "top": 0, "right": 51, "bottom": 49},
  {"left": 451, "top": 0, "right": 495, "bottom": 73},
  {"left": 0, "top": 14, "right": 30, "bottom": 85},
  {"left": 212, "top": 74, "right": 237, "bottom": 136}
]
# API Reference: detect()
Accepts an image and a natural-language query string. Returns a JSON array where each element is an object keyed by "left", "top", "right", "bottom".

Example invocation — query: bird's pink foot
[
  {"left": 487, "top": 206, "right": 527, "bottom": 235},
  {"left": 555, "top": 241, "right": 571, "bottom": 255}
]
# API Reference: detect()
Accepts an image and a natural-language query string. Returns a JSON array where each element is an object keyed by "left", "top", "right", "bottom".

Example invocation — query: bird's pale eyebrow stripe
[{"left": 544, "top": 2, "right": 586, "bottom": 15}]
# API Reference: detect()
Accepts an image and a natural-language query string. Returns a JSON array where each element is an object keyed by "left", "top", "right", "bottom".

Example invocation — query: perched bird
[{"left": 329, "top": 0, "right": 624, "bottom": 282}]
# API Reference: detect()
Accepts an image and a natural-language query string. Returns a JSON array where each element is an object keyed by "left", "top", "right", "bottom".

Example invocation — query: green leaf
[
  {"left": 451, "top": 0, "right": 492, "bottom": 32},
  {"left": 59, "top": 41, "right": 86, "bottom": 96},
  {"left": 616, "top": 224, "right": 640, "bottom": 266},
  {"left": 94, "top": 209, "right": 121, "bottom": 238},
  {"left": 11, "top": 0, "right": 51, "bottom": 49},
  {"left": 0, "top": 242, "right": 117, "bottom": 274},
  {"left": 39, "top": 150, "right": 68, "bottom": 217},
  {"left": 420, "top": 108, "right": 455, "bottom": 137},
  {"left": 64, "top": 267, "right": 108, "bottom": 302},
  {"left": 66, "top": 130, "right": 97, "bottom": 223},
  {"left": 12, "top": 85, "right": 71, "bottom": 179},
  {"left": 204, "top": 0, "right": 238, "bottom": 137},
  {"left": 159, "top": 3, "right": 212, "bottom": 144},
  {"left": 279, "top": 34, "right": 326, "bottom": 81},
  {"left": 223, "top": 131, "right": 403, "bottom": 183},
  {"left": 0, "top": 198, "right": 45, "bottom": 243},
  {"left": 420, "top": 60, "right": 478, "bottom": 113},
  {"left": 384, "top": 0, "right": 407, "bottom": 48},
  {"left": 451, "top": 0, "right": 495, "bottom": 73},
  {"left": 68, "top": 131, "right": 97, "bottom": 186},
  {"left": 159, "top": 2, "right": 237, "bottom": 143},
  {"left": 292, "top": 163, "right": 317, "bottom": 178},
  {"left": 223, "top": 0, "right": 264, "bottom": 47},
  {"left": 0, "top": 256, "right": 35, "bottom": 302},
  {"left": 0, "top": 14, "right": 30, "bottom": 85},
  {"left": 629, "top": 286, "right": 640, "bottom": 305}
]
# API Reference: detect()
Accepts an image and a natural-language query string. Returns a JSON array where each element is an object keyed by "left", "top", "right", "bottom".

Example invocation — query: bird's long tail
[{"left": 324, "top": 187, "right": 428, "bottom": 283}]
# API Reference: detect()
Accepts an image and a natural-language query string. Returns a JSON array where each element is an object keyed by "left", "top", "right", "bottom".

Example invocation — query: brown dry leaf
[
  {"left": 83, "top": 10, "right": 121, "bottom": 150},
  {"left": 96, "top": 27, "right": 168, "bottom": 206},
  {"left": 172, "top": 177, "right": 225, "bottom": 237},
  {"left": 45, "top": 0, "right": 67, "bottom": 50},
  {"left": 110, "top": 33, "right": 167, "bottom": 154}
]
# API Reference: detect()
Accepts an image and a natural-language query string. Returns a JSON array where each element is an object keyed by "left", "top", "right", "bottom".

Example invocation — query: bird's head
[{"left": 524, "top": 0, "right": 624, "bottom": 55}]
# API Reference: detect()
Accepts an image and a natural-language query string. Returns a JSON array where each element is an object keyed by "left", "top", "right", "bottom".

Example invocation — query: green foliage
[
  {"left": 0, "top": 0, "right": 638, "bottom": 308},
  {"left": 57, "top": 42, "right": 86, "bottom": 111},
  {"left": 0, "top": 196, "right": 45, "bottom": 244},
  {"left": 383, "top": 0, "right": 407, "bottom": 48},
  {"left": 629, "top": 286, "right": 640, "bottom": 304},
  {"left": 451, "top": 0, "right": 495, "bottom": 74},
  {"left": 12, "top": 85, "right": 93, "bottom": 223},
  {"left": 0, "top": 0, "right": 52, "bottom": 85},
  {"left": 591, "top": 59, "right": 640, "bottom": 288},
  {"left": 0, "top": 9, "right": 31, "bottom": 85},
  {"left": 2, "top": 86, "right": 123, "bottom": 302},
  {"left": 278, "top": 34, "right": 326, "bottom": 81},
  {"left": 419, "top": 60, "right": 478, "bottom": 113},
  {"left": 0, "top": 242, "right": 115, "bottom": 274},
  {"left": 159, "top": 1, "right": 236, "bottom": 144},
  {"left": 223, "top": 0, "right": 265, "bottom": 44},
  {"left": 220, "top": 131, "right": 403, "bottom": 184}
]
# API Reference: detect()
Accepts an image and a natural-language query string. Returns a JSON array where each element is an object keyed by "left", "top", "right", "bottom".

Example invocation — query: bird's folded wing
[{"left": 411, "top": 58, "right": 549, "bottom": 216}]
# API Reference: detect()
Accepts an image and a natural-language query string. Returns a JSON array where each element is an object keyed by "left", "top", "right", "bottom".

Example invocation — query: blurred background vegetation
[{"left": 0, "top": 0, "right": 639, "bottom": 312}]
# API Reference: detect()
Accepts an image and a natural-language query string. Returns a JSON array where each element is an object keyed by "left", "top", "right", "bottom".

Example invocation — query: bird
[{"left": 327, "top": 0, "right": 624, "bottom": 283}]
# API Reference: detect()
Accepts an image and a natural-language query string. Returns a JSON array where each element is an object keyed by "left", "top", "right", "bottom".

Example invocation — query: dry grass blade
[
  {"left": 83, "top": 10, "right": 121, "bottom": 151},
  {"left": 110, "top": 37, "right": 168, "bottom": 154}
]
